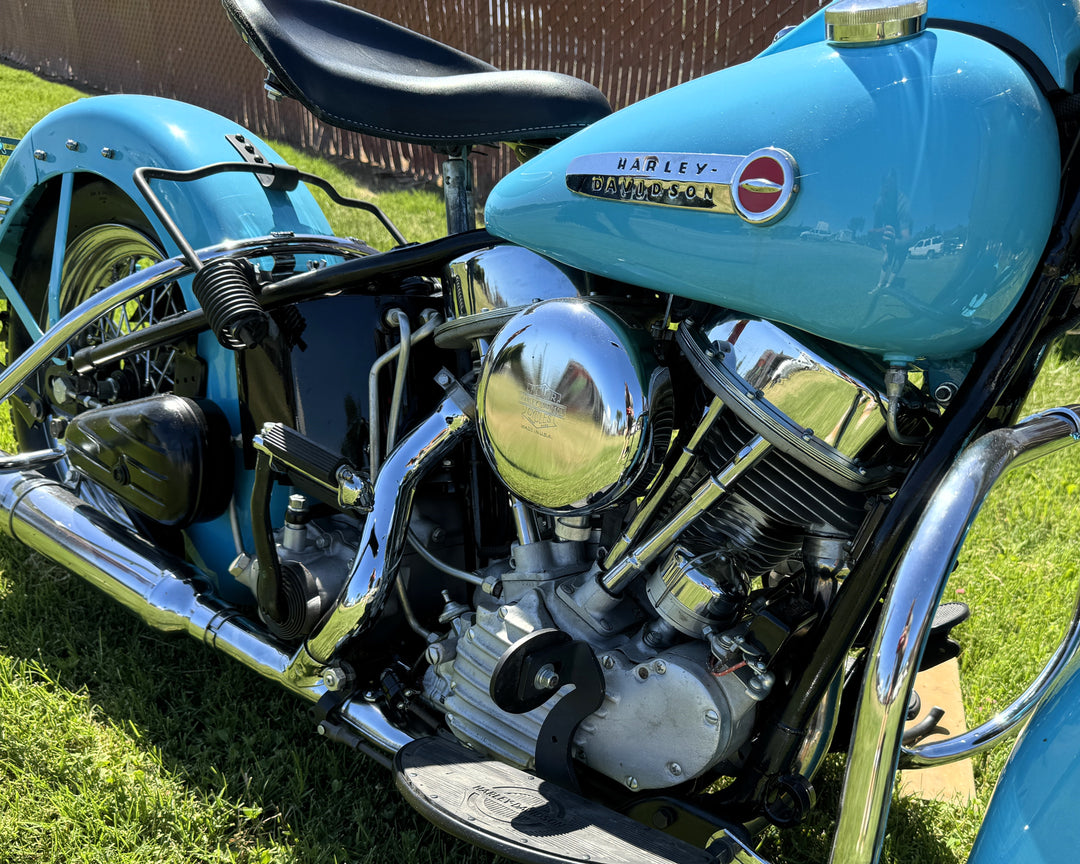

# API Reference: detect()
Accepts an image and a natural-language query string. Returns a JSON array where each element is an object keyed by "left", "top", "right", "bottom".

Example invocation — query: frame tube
[{"left": 830, "top": 406, "right": 1080, "bottom": 864}]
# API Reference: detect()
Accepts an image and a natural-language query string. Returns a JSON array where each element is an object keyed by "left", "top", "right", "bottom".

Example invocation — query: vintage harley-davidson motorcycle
[{"left": 2, "top": 0, "right": 1080, "bottom": 861}]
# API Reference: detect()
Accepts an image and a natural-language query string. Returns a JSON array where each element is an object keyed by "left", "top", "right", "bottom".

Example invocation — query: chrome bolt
[
  {"left": 652, "top": 660, "right": 667, "bottom": 675},
  {"left": 600, "top": 655, "right": 615, "bottom": 670},
  {"left": 316, "top": 722, "right": 327, "bottom": 736},
  {"left": 100, "top": 147, "right": 115, "bottom": 159},
  {"left": 534, "top": 663, "right": 560, "bottom": 691},
  {"left": 65, "top": 139, "right": 79, "bottom": 151},
  {"left": 705, "top": 709, "right": 720, "bottom": 726},
  {"left": 435, "top": 371, "right": 451, "bottom": 386},
  {"left": 321, "top": 665, "right": 351, "bottom": 692},
  {"left": 668, "top": 762, "right": 683, "bottom": 777},
  {"left": 446, "top": 713, "right": 456, "bottom": 725},
  {"left": 33, "top": 149, "right": 47, "bottom": 161},
  {"left": 425, "top": 643, "right": 443, "bottom": 665},
  {"left": 497, "top": 605, "right": 510, "bottom": 619},
  {"left": 625, "top": 776, "right": 639, "bottom": 791},
  {"left": 747, "top": 671, "right": 776, "bottom": 701}
]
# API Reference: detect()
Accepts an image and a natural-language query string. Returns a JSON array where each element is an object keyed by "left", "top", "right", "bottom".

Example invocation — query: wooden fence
[{"left": 0, "top": 0, "right": 824, "bottom": 195}]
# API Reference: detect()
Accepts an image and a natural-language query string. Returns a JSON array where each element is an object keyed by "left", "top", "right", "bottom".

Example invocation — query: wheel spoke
[{"left": 59, "top": 226, "right": 184, "bottom": 403}]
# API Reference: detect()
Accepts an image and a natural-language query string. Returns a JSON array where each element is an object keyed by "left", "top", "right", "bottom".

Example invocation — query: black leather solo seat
[{"left": 222, "top": 0, "right": 612, "bottom": 146}]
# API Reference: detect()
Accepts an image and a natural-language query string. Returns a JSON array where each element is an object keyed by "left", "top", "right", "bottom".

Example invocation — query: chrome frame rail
[
  {"left": 830, "top": 406, "right": 1080, "bottom": 864},
  {"left": 0, "top": 233, "right": 370, "bottom": 406},
  {"left": 900, "top": 565, "right": 1080, "bottom": 767}
]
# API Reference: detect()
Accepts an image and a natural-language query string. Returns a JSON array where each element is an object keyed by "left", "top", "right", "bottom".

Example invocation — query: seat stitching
[{"left": 316, "top": 102, "right": 596, "bottom": 140}]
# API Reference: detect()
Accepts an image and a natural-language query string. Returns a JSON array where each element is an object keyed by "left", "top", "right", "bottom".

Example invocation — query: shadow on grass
[
  {"left": 756, "top": 754, "right": 967, "bottom": 864},
  {"left": 0, "top": 524, "right": 979, "bottom": 864},
  {"left": 0, "top": 533, "right": 497, "bottom": 863}
]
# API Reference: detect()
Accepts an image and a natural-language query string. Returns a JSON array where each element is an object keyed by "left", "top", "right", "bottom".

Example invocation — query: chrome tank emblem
[{"left": 565, "top": 148, "right": 798, "bottom": 224}]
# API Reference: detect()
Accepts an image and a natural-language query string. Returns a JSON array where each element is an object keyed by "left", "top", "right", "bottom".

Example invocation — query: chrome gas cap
[{"left": 825, "top": 0, "right": 927, "bottom": 47}]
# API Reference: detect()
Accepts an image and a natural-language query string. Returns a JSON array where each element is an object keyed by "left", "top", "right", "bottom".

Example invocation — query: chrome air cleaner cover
[
  {"left": 476, "top": 298, "right": 668, "bottom": 514},
  {"left": 678, "top": 314, "right": 889, "bottom": 489}
]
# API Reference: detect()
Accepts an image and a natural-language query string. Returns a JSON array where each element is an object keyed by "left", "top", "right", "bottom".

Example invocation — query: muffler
[{"left": 0, "top": 381, "right": 476, "bottom": 757}]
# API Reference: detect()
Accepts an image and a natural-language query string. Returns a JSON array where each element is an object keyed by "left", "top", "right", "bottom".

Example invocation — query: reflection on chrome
[
  {"left": 436, "top": 245, "right": 584, "bottom": 347},
  {"left": 476, "top": 298, "right": 670, "bottom": 514},
  {"left": 831, "top": 407, "right": 1080, "bottom": 864},
  {"left": 679, "top": 314, "right": 889, "bottom": 488}
]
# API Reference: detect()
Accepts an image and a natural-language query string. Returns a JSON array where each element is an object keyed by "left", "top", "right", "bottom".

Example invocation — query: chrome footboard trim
[{"left": 830, "top": 406, "right": 1080, "bottom": 864}]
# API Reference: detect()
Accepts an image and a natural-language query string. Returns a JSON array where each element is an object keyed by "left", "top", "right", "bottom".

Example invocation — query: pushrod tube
[{"left": 830, "top": 406, "right": 1080, "bottom": 864}]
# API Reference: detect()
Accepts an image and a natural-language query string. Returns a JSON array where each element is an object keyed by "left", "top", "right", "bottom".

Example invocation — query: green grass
[{"left": 3, "top": 60, "right": 1080, "bottom": 863}]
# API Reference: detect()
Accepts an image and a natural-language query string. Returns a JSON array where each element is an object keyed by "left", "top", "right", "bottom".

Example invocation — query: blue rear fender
[
  {"left": 0, "top": 93, "right": 335, "bottom": 593},
  {"left": 0, "top": 93, "right": 332, "bottom": 288}
]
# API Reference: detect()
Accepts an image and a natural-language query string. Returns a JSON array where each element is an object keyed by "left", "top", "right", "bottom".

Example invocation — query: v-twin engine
[
  {"left": 425, "top": 576, "right": 760, "bottom": 790},
  {"left": 417, "top": 247, "right": 896, "bottom": 791}
]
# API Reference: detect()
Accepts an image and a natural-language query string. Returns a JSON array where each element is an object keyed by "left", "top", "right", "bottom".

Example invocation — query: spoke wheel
[
  {"left": 6, "top": 180, "right": 189, "bottom": 540},
  {"left": 58, "top": 223, "right": 184, "bottom": 398}
]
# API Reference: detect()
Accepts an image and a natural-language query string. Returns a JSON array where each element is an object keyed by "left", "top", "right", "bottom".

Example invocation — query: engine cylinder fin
[{"left": 657, "top": 409, "right": 868, "bottom": 575}]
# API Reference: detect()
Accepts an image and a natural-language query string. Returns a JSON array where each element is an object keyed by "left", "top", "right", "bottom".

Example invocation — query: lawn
[{"left": 2, "top": 61, "right": 1080, "bottom": 864}]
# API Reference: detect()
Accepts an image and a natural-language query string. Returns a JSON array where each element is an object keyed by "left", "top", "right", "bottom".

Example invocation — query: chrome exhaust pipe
[
  {"left": 0, "top": 469, "right": 412, "bottom": 754},
  {"left": 0, "top": 382, "right": 474, "bottom": 757},
  {"left": 0, "top": 470, "right": 301, "bottom": 683}
]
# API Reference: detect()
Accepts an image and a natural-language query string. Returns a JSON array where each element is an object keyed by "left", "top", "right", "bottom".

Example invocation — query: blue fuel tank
[{"left": 485, "top": 26, "right": 1059, "bottom": 361}]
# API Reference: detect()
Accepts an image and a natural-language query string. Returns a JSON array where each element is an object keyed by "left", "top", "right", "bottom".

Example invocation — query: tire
[{"left": 7, "top": 177, "right": 185, "bottom": 455}]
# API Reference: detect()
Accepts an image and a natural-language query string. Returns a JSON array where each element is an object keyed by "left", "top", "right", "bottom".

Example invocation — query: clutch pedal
[{"left": 394, "top": 735, "right": 715, "bottom": 864}]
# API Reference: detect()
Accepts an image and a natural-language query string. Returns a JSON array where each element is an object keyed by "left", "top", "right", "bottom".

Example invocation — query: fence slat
[{"left": 0, "top": 0, "right": 822, "bottom": 197}]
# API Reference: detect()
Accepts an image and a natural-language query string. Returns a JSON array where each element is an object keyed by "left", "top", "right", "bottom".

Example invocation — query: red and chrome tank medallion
[{"left": 565, "top": 147, "right": 798, "bottom": 224}]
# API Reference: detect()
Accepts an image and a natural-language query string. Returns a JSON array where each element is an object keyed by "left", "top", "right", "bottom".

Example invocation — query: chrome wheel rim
[{"left": 60, "top": 224, "right": 184, "bottom": 394}]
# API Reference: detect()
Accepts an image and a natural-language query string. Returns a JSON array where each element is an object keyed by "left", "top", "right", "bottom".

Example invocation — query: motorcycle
[{"left": 1, "top": 0, "right": 1079, "bottom": 861}]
